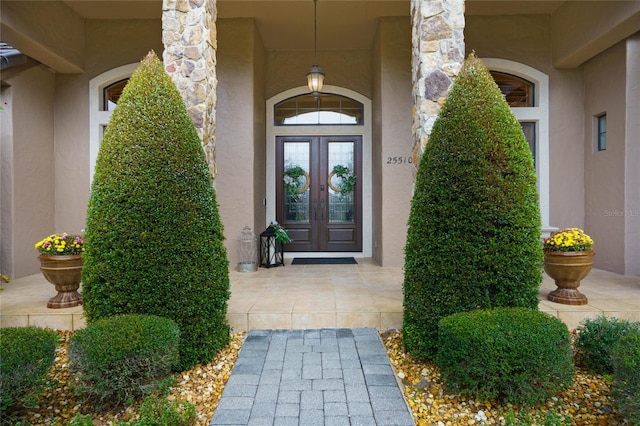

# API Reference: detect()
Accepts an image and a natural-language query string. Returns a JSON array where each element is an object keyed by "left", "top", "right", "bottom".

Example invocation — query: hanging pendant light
[{"left": 307, "top": 0, "right": 325, "bottom": 97}]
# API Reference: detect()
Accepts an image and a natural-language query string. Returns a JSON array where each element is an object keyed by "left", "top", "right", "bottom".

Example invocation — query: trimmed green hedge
[
  {"left": 82, "top": 51, "right": 230, "bottom": 370},
  {"left": 574, "top": 316, "right": 640, "bottom": 374},
  {"left": 0, "top": 327, "right": 59, "bottom": 415},
  {"left": 436, "top": 308, "right": 573, "bottom": 404},
  {"left": 403, "top": 54, "right": 542, "bottom": 360},
  {"left": 611, "top": 329, "right": 640, "bottom": 424},
  {"left": 68, "top": 314, "right": 180, "bottom": 409}
]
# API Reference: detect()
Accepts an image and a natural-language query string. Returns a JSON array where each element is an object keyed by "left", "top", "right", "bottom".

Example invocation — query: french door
[{"left": 276, "top": 136, "right": 362, "bottom": 252}]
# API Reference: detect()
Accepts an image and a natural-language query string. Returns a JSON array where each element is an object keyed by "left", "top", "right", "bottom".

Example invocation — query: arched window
[
  {"left": 103, "top": 79, "right": 128, "bottom": 111},
  {"left": 490, "top": 71, "right": 536, "bottom": 162},
  {"left": 275, "top": 93, "right": 364, "bottom": 126},
  {"left": 490, "top": 71, "right": 534, "bottom": 107},
  {"left": 89, "top": 63, "right": 138, "bottom": 184}
]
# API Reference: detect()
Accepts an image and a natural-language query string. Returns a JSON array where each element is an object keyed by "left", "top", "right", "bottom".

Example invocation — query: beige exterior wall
[
  {"left": 253, "top": 22, "right": 268, "bottom": 253},
  {"left": 372, "top": 17, "right": 413, "bottom": 266},
  {"left": 53, "top": 20, "right": 163, "bottom": 258},
  {"left": 266, "top": 51, "right": 372, "bottom": 101},
  {"left": 625, "top": 34, "right": 640, "bottom": 276},
  {"left": 584, "top": 37, "right": 640, "bottom": 275},
  {"left": 1, "top": 65, "right": 55, "bottom": 277},
  {"left": 584, "top": 41, "right": 627, "bottom": 273},
  {"left": 217, "top": 19, "right": 266, "bottom": 267}
]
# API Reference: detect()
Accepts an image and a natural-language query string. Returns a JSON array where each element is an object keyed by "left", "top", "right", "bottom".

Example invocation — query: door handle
[
  {"left": 320, "top": 199, "right": 325, "bottom": 221},
  {"left": 314, "top": 199, "right": 318, "bottom": 221}
]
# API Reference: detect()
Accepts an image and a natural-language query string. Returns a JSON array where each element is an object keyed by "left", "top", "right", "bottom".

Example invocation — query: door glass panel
[
  {"left": 327, "top": 142, "right": 355, "bottom": 223},
  {"left": 283, "top": 142, "right": 310, "bottom": 223}
]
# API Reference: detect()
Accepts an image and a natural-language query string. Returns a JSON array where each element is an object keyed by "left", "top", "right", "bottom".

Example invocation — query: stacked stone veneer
[
  {"left": 411, "top": 0, "right": 465, "bottom": 164},
  {"left": 162, "top": 0, "right": 219, "bottom": 179},
  {"left": 160, "top": 0, "right": 464, "bottom": 175}
]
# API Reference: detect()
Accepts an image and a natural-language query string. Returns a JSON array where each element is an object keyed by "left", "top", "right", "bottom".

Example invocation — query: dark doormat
[{"left": 291, "top": 257, "right": 358, "bottom": 265}]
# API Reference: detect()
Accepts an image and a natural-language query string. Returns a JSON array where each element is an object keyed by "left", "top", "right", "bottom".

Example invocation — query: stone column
[
  {"left": 162, "top": 0, "right": 218, "bottom": 179},
  {"left": 411, "top": 0, "right": 465, "bottom": 164}
]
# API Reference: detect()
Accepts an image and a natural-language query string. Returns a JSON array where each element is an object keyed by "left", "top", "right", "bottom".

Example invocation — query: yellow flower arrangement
[
  {"left": 543, "top": 228, "right": 594, "bottom": 252},
  {"left": 35, "top": 233, "right": 85, "bottom": 256}
]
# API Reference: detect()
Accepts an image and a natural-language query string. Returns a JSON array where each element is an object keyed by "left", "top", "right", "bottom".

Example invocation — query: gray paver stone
[
  {"left": 275, "top": 402, "right": 300, "bottom": 417},
  {"left": 324, "top": 402, "right": 348, "bottom": 416},
  {"left": 348, "top": 402, "right": 374, "bottom": 416},
  {"left": 210, "top": 409, "right": 251, "bottom": 425},
  {"left": 250, "top": 402, "right": 277, "bottom": 418},
  {"left": 254, "top": 384, "right": 279, "bottom": 403},
  {"left": 300, "top": 409, "right": 325, "bottom": 425},
  {"left": 216, "top": 396, "right": 254, "bottom": 411},
  {"left": 323, "top": 389, "right": 346, "bottom": 403},
  {"left": 345, "top": 384, "right": 370, "bottom": 402},
  {"left": 278, "top": 390, "right": 301, "bottom": 404},
  {"left": 313, "top": 378, "right": 344, "bottom": 391},
  {"left": 373, "top": 410, "right": 415, "bottom": 425}
]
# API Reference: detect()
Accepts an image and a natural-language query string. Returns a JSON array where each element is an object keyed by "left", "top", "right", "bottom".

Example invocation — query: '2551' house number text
[{"left": 387, "top": 156, "right": 413, "bottom": 165}]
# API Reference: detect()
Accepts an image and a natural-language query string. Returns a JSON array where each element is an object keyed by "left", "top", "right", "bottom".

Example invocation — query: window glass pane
[
  {"left": 520, "top": 122, "right": 536, "bottom": 166},
  {"left": 597, "top": 114, "right": 607, "bottom": 151},
  {"left": 275, "top": 94, "right": 363, "bottom": 125},
  {"left": 491, "top": 72, "right": 534, "bottom": 107},
  {"left": 103, "top": 79, "right": 129, "bottom": 111}
]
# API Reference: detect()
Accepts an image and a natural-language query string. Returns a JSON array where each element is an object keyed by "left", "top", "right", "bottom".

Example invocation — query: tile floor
[{"left": 1, "top": 258, "right": 638, "bottom": 332}]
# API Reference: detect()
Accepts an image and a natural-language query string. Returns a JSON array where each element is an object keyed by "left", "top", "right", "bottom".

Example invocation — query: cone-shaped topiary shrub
[
  {"left": 403, "top": 53, "right": 542, "bottom": 360},
  {"left": 82, "top": 51, "right": 230, "bottom": 370}
]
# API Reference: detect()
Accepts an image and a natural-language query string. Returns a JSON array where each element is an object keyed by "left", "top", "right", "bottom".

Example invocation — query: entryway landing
[{"left": 1, "top": 259, "right": 638, "bottom": 332}]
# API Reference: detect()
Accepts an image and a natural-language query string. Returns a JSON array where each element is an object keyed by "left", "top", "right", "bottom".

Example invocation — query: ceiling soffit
[{"left": 61, "top": 0, "right": 563, "bottom": 51}]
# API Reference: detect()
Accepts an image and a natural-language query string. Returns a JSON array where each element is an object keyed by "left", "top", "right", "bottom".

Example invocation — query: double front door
[{"left": 276, "top": 136, "right": 362, "bottom": 252}]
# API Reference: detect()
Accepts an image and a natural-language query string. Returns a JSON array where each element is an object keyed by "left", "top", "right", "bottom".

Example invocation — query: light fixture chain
[{"left": 314, "top": 0, "right": 318, "bottom": 63}]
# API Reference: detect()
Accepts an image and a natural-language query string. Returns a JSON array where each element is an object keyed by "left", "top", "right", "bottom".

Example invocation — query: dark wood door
[{"left": 276, "top": 136, "right": 362, "bottom": 252}]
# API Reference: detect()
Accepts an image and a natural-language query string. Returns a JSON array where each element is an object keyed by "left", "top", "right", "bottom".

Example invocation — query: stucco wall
[
  {"left": 2, "top": 65, "right": 56, "bottom": 277},
  {"left": 52, "top": 19, "right": 162, "bottom": 236},
  {"left": 253, "top": 22, "right": 268, "bottom": 248},
  {"left": 217, "top": 19, "right": 265, "bottom": 267},
  {"left": 466, "top": 14, "right": 586, "bottom": 230},
  {"left": 624, "top": 34, "right": 640, "bottom": 276},
  {"left": 584, "top": 41, "right": 627, "bottom": 273},
  {"left": 372, "top": 21, "right": 384, "bottom": 265},
  {"left": 266, "top": 50, "right": 372, "bottom": 101},
  {"left": 375, "top": 17, "right": 412, "bottom": 267}
]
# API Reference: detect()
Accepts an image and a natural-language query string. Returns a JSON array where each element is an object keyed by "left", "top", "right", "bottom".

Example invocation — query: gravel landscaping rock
[{"left": 5, "top": 329, "right": 629, "bottom": 425}]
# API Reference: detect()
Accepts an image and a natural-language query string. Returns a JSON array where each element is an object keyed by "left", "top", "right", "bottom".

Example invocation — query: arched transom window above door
[{"left": 275, "top": 93, "right": 364, "bottom": 126}]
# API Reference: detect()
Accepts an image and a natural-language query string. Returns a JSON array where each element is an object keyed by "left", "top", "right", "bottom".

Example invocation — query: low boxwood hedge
[
  {"left": 611, "top": 329, "right": 640, "bottom": 424},
  {"left": 436, "top": 307, "right": 574, "bottom": 404},
  {"left": 0, "top": 327, "right": 59, "bottom": 415},
  {"left": 68, "top": 314, "right": 180, "bottom": 409},
  {"left": 574, "top": 316, "right": 640, "bottom": 374}
]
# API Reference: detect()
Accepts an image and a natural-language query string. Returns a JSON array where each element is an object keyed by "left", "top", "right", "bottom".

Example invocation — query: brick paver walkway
[{"left": 210, "top": 328, "right": 415, "bottom": 426}]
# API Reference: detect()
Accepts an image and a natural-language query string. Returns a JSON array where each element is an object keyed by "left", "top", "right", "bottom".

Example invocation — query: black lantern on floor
[{"left": 259, "top": 225, "right": 284, "bottom": 268}]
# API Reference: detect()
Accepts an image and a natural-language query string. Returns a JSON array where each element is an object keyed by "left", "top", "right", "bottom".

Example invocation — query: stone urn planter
[
  {"left": 35, "top": 233, "right": 85, "bottom": 309},
  {"left": 544, "top": 250, "right": 595, "bottom": 305},
  {"left": 543, "top": 228, "right": 595, "bottom": 306},
  {"left": 39, "top": 254, "right": 83, "bottom": 309}
]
